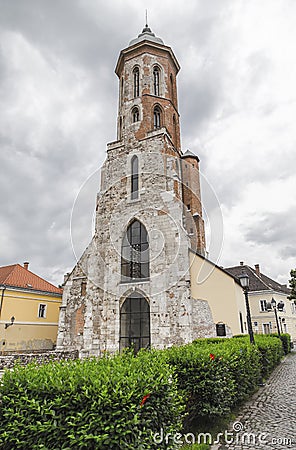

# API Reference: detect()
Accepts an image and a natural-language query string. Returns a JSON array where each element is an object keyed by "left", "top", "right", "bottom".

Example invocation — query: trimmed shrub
[
  {"left": 224, "top": 341, "right": 261, "bottom": 404},
  {"left": 165, "top": 343, "right": 235, "bottom": 425},
  {"left": 279, "top": 333, "right": 291, "bottom": 355},
  {"left": 0, "top": 350, "right": 184, "bottom": 450},
  {"left": 254, "top": 334, "right": 283, "bottom": 379},
  {"left": 165, "top": 338, "right": 262, "bottom": 426}
]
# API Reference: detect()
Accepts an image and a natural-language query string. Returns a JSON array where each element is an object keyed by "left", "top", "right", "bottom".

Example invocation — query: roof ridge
[
  {"left": 248, "top": 266, "right": 272, "bottom": 291},
  {"left": 0, "top": 263, "right": 62, "bottom": 294},
  {"left": 16, "top": 264, "right": 60, "bottom": 290},
  {"left": 225, "top": 264, "right": 290, "bottom": 294}
]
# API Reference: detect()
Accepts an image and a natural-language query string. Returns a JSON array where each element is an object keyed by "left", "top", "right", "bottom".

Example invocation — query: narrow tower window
[
  {"left": 170, "top": 73, "right": 174, "bottom": 100},
  {"left": 173, "top": 114, "right": 177, "bottom": 145},
  {"left": 132, "top": 106, "right": 140, "bottom": 123},
  {"left": 121, "top": 219, "right": 149, "bottom": 280},
  {"left": 153, "top": 106, "right": 162, "bottom": 129},
  {"left": 153, "top": 66, "right": 160, "bottom": 96},
  {"left": 131, "top": 155, "right": 139, "bottom": 199},
  {"left": 119, "top": 116, "right": 123, "bottom": 140},
  {"left": 121, "top": 77, "right": 124, "bottom": 103},
  {"left": 133, "top": 67, "right": 139, "bottom": 97}
]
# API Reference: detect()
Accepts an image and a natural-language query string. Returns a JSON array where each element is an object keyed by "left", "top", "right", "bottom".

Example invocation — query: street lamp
[
  {"left": 267, "top": 298, "right": 281, "bottom": 336},
  {"left": 4, "top": 316, "right": 15, "bottom": 329},
  {"left": 238, "top": 272, "right": 255, "bottom": 345}
]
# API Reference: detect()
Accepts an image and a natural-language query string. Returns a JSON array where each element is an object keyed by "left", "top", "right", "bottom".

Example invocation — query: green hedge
[
  {"left": 165, "top": 338, "right": 261, "bottom": 426},
  {"left": 0, "top": 350, "right": 184, "bottom": 450},
  {"left": 0, "top": 335, "right": 286, "bottom": 448},
  {"left": 278, "top": 333, "right": 291, "bottom": 355},
  {"left": 254, "top": 335, "right": 284, "bottom": 378}
]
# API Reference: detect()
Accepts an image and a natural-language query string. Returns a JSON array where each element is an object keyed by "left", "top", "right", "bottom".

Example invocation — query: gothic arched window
[
  {"left": 153, "top": 66, "right": 160, "bottom": 96},
  {"left": 153, "top": 106, "right": 162, "bottom": 129},
  {"left": 121, "top": 219, "right": 149, "bottom": 280},
  {"left": 131, "top": 155, "right": 139, "bottom": 199},
  {"left": 120, "top": 292, "right": 150, "bottom": 353},
  {"left": 132, "top": 106, "right": 140, "bottom": 123},
  {"left": 133, "top": 67, "right": 140, "bottom": 98}
]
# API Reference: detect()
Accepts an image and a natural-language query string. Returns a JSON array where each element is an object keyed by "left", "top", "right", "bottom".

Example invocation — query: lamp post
[
  {"left": 238, "top": 272, "right": 255, "bottom": 345},
  {"left": 4, "top": 316, "right": 15, "bottom": 329},
  {"left": 269, "top": 298, "right": 281, "bottom": 337}
]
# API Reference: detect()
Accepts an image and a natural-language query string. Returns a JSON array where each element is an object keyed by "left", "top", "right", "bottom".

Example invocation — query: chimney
[
  {"left": 240, "top": 261, "right": 244, "bottom": 266},
  {"left": 23, "top": 262, "right": 29, "bottom": 270},
  {"left": 63, "top": 272, "right": 70, "bottom": 284},
  {"left": 255, "top": 264, "right": 260, "bottom": 276}
]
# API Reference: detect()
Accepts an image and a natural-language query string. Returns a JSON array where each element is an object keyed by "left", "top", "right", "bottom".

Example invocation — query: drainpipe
[{"left": 0, "top": 285, "right": 6, "bottom": 318}]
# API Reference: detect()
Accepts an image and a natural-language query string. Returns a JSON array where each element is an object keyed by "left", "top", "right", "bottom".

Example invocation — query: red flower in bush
[
  {"left": 140, "top": 393, "right": 151, "bottom": 407},
  {"left": 209, "top": 353, "right": 215, "bottom": 361}
]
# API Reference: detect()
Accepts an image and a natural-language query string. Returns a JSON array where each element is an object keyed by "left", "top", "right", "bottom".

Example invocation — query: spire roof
[
  {"left": 129, "top": 24, "right": 164, "bottom": 47},
  {"left": 182, "top": 149, "right": 200, "bottom": 162}
]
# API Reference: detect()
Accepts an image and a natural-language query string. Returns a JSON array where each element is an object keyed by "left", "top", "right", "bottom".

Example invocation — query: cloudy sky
[{"left": 1, "top": 0, "right": 295, "bottom": 287}]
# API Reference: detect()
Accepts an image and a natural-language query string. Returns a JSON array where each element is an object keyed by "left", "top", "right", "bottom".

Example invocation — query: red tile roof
[{"left": 0, "top": 264, "right": 62, "bottom": 295}]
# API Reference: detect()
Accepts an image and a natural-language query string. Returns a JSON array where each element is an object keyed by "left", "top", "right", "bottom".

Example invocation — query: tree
[{"left": 288, "top": 269, "right": 296, "bottom": 302}]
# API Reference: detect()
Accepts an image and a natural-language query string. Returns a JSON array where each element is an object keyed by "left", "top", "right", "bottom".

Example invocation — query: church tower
[{"left": 57, "top": 25, "right": 212, "bottom": 356}]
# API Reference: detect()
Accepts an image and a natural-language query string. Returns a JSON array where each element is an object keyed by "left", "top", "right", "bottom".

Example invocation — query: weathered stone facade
[{"left": 57, "top": 25, "right": 215, "bottom": 357}]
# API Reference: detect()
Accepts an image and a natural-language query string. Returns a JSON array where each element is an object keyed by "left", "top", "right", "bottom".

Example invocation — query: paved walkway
[{"left": 215, "top": 351, "right": 296, "bottom": 450}]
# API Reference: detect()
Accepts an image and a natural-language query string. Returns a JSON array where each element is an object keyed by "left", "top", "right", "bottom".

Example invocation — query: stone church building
[{"left": 57, "top": 25, "right": 247, "bottom": 356}]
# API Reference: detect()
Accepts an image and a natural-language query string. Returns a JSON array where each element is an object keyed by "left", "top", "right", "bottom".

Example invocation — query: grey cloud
[
  {"left": 244, "top": 210, "right": 296, "bottom": 247},
  {"left": 280, "top": 246, "right": 296, "bottom": 259}
]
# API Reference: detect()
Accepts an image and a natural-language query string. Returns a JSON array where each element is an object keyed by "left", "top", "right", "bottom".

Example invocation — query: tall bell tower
[
  {"left": 57, "top": 25, "right": 212, "bottom": 357},
  {"left": 115, "top": 24, "right": 181, "bottom": 151}
]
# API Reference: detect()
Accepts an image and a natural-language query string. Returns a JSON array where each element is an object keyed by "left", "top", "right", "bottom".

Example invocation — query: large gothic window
[
  {"left": 133, "top": 67, "right": 139, "bottom": 97},
  {"left": 153, "top": 66, "right": 160, "bottom": 96},
  {"left": 153, "top": 106, "right": 162, "bottom": 129},
  {"left": 121, "top": 219, "right": 149, "bottom": 280},
  {"left": 131, "top": 155, "right": 139, "bottom": 199},
  {"left": 120, "top": 292, "right": 150, "bottom": 353}
]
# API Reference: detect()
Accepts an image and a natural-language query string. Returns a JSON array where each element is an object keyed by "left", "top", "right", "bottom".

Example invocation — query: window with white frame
[
  {"left": 38, "top": 304, "right": 47, "bottom": 318},
  {"left": 262, "top": 323, "right": 271, "bottom": 334},
  {"left": 259, "top": 299, "right": 268, "bottom": 312}
]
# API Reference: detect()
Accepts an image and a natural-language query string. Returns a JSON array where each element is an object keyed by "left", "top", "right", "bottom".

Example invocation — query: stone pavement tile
[{"left": 215, "top": 351, "right": 296, "bottom": 449}]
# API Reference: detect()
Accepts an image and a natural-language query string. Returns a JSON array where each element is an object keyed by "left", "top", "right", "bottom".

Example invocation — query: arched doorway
[{"left": 120, "top": 292, "right": 150, "bottom": 353}]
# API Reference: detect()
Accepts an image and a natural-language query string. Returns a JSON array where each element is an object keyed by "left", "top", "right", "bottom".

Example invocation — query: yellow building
[
  {"left": 0, "top": 262, "right": 62, "bottom": 352},
  {"left": 226, "top": 263, "right": 296, "bottom": 342},
  {"left": 190, "top": 251, "right": 248, "bottom": 337}
]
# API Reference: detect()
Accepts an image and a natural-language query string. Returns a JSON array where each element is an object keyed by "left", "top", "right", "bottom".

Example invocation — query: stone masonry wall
[{"left": 0, "top": 350, "right": 78, "bottom": 370}]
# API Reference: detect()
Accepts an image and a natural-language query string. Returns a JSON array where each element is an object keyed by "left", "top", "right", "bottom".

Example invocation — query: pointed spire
[
  {"left": 128, "top": 18, "right": 164, "bottom": 47},
  {"left": 142, "top": 10, "right": 152, "bottom": 34}
]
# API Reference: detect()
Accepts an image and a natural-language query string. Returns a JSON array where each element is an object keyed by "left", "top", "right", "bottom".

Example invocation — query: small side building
[
  {"left": 0, "top": 262, "right": 62, "bottom": 352},
  {"left": 226, "top": 263, "right": 296, "bottom": 341},
  {"left": 190, "top": 251, "right": 247, "bottom": 337}
]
